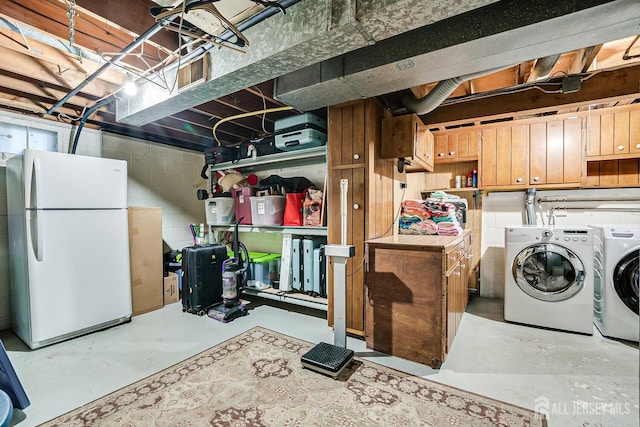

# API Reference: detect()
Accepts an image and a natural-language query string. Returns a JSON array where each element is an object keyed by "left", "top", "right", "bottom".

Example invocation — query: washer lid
[
  {"left": 513, "top": 243, "right": 586, "bottom": 302},
  {"left": 613, "top": 250, "right": 639, "bottom": 315}
]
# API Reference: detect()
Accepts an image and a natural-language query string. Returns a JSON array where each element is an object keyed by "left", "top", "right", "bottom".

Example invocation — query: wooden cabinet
[
  {"left": 587, "top": 104, "right": 640, "bottom": 160},
  {"left": 327, "top": 99, "right": 395, "bottom": 336},
  {"left": 433, "top": 128, "right": 480, "bottom": 163},
  {"left": 479, "top": 114, "right": 583, "bottom": 190},
  {"left": 529, "top": 116, "right": 583, "bottom": 186},
  {"left": 480, "top": 124, "right": 529, "bottom": 189},
  {"left": 381, "top": 113, "right": 434, "bottom": 173},
  {"left": 364, "top": 232, "right": 472, "bottom": 367}
]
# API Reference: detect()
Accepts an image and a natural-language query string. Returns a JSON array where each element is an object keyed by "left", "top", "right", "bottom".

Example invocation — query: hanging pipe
[{"left": 70, "top": 97, "right": 113, "bottom": 154}]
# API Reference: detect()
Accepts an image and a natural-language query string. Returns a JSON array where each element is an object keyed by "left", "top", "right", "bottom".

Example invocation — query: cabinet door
[
  {"left": 434, "top": 129, "right": 480, "bottom": 163},
  {"left": 445, "top": 261, "right": 463, "bottom": 354},
  {"left": 631, "top": 109, "right": 640, "bottom": 155},
  {"left": 587, "top": 105, "right": 640, "bottom": 160},
  {"left": 480, "top": 125, "right": 528, "bottom": 188},
  {"left": 530, "top": 117, "right": 582, "bottom": 185},
  {"left": 414, "top": 124, "right": 434, "bottom": 171},
  {"left": 328, "top": 101, "right": 366, "bottom": 166},
  {"left": 382, "top": 114, "right": 433, "bottom": 172}
]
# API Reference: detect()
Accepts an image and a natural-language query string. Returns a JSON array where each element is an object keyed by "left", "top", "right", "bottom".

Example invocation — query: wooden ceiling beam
[
  {"left": 569, "top": 45, "right": 603, "bottom": 74},
  {"left": 0, "top": 27, "right": 125, "bottom": 86},
  {"left": 73, "top": 0, "right": 178, "bottom": 52},
  {"left": 193, "top": 101, "right": 278, "bottom": 132},
  {"left": 421, "top": 64, "right": 640, "bottom": 127},
  {"left": 0, "top": 1, "right": 163, "bottom": 71},
  {"left": 97, "top": 110, "right": 241, "bottom": 146},
  {"left": 0, "top": 69, "right": 98, "bottom": 111}
]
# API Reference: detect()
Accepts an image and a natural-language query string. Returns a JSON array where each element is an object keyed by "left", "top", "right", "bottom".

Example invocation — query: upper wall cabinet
[
  {"left": 433, "top": 128, "right": 480, "bottom": 163},
  {"left": 586, "top": 104, "right": 640, "bottom": 160},
  {"left": 479, "top": 114, "right": 583, "bottom": 190},
  {"left": 529, "top": 116, "right": 583, "bottom": 186},
  {"left": 479, "top": 124, "right": 529, "bottom": 189},
  {"left": 381, "top": 114, "right": 434, "bottom": 173}
]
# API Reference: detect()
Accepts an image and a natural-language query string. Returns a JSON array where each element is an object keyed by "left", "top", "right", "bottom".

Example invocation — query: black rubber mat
[{"left": 301, "top": 342, "right": 354, "bottom": 375}]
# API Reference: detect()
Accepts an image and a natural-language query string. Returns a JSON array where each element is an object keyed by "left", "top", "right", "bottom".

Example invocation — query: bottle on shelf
[
  {"left": 472, "top": 169, "right": 478, "bottom": 187},
  {"left": 197, "top": 223, "right": 205, "bottom": 244}
]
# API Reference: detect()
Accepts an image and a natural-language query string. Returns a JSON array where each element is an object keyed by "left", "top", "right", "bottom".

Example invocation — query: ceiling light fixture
[{"left": 123, "top": 76, "right": 137, "bottom": 96}]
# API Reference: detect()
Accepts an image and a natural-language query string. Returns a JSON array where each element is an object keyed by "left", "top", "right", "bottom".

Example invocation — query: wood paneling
[{"left": 327, "top": 98, "right": 394, "bottom": 336}]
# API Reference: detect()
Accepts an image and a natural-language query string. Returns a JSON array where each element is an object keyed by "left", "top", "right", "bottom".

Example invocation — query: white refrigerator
[{"left": 6, "top": 149, "right": 132, "bottom": 349}]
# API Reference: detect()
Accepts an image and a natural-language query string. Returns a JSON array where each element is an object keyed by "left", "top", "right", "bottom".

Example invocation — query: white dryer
[
  {"left": 591, "top": 225, "right": 639, "bottom": 342},
  {"left": 504, "top": 226, "right": 594, "bottom": 334}
]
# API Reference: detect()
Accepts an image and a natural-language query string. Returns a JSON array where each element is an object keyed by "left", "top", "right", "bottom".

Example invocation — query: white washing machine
[
  {"left": 504, "top": 226, "right": 594, "bottom": 334},
  {"left": 591, "top": 225, "right": 639, "bottom": 342}
]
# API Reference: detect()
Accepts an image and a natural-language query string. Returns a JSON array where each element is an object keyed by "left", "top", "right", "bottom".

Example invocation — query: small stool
[{"left": 0, "top": 389, "right": 12, "bottom": 427}]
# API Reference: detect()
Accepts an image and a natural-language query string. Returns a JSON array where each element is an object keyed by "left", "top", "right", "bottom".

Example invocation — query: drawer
[{"left": 446, "top": 244, "right": 461, "bottom": 272}]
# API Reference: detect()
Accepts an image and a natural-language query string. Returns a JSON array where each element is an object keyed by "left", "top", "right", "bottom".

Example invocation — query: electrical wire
[
  {"left": 253, "top": 85, "right": 269, "bottom": 134},
  {"left": 346, "top": 186, "right": 406, "bottom": 277},
  {"left": 211, "top": 106, "right": 294, "bottom": 145}
]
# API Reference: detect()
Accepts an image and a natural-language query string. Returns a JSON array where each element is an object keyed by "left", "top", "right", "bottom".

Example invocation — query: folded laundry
[
  {"left": 399, "top": 218, "right": 438, "bottom": 235},
  {"left": 437, "top": 221, "right": 463, "bottom": 236}
]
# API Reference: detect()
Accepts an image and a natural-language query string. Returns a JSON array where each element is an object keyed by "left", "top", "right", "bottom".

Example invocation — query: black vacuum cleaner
[{"left": 208, "top": 218, "right": 249, "bottom": 322}]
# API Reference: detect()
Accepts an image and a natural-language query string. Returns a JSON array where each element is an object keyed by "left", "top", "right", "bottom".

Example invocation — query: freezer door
[
  {"left": 23, "top": 149, "right": 127, "bottom": 209},
  {"left": 26, "top": 209, "right": 132, "bottom": 344}
]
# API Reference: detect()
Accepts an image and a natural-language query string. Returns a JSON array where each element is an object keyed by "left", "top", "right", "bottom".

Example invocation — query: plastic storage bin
[
  {"left": 205, "top": 197, "right": 234, "bottom": 225},
  {"left": 250, "top": 195, "right": 285, "bottom": 225},
  {"left": 231, "top": 187, "right": 256, "bottom": 225}
]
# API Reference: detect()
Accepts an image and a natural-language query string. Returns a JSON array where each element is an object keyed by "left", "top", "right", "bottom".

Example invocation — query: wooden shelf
[
  {"left": 210, "top": 224, "right": 327, "bottom": 236},
  {"left": 242, "top": 287, "right": 327, "bottom": 311}
]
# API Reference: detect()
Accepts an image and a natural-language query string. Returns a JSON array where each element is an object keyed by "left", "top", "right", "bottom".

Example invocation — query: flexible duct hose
[
  {"left": 402, "top": 66, "right": 512, "bottom": 115},
  {"left": 524, "top": 188, "right": 537, "bottom": 226}
]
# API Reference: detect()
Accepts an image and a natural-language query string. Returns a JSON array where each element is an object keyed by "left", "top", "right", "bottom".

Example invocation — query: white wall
[
  {"left": 0, "top": 112, "right": 206, "bottom": 330},
  {"left": 481, "top": 187, "right": 640, "bottom": 298}
]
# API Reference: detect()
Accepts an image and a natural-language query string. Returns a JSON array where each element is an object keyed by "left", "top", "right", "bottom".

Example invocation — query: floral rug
[{"left": 41, "top": 327, "right": 546, "bottom": 426}]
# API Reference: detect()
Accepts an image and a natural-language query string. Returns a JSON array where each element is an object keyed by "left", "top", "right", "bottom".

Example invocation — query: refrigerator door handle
[
  {"left": 32, "top": 156, "right": 41, "bottom": 208},
  {"left": 27, "top": 210, "right": 44, "bottom": 262}
]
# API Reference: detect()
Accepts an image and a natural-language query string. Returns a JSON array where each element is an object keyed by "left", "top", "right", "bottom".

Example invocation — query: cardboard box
[
  {"left": 129, "top": 207, "right": 164, "bottom": 316},
  {"left": 164, "top": 272, "right": 179, "bottom": 304}
]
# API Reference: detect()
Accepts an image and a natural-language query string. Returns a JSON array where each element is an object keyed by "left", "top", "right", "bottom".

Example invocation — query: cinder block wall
[{"left": 0, "top": 112, "right": 206, "bottom": 330}]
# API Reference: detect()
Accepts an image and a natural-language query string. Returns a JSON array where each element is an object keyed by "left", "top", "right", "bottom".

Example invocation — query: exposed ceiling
[{"left": 0, "top": 0, "right": 638, "bottom": 153}]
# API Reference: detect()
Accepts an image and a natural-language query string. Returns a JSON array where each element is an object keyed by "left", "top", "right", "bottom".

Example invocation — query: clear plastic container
[
  {"left": 205, "top": 197, "right": 235, "bottom": 225},
  {"left": 250, "top": 195, "right": 285, "bottom": 225}
]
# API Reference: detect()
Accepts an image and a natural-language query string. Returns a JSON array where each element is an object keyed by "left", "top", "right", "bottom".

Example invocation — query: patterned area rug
[{"left": 41, "top": 327, "right": 546, "bottom": 426}]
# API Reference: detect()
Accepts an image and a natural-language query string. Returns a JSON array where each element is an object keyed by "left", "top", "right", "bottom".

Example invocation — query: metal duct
[
  {"left": 274, "top": 0, "right": 640, "bottom": 112},
  {"left": 402, "top": 66, "right": 510, "bottom": 115},
  {"left": 527, "top": 53, "right": 561, "bottom": 81},
  {"left": 524, "top": 188, "right": 537, "bottom": 225}
]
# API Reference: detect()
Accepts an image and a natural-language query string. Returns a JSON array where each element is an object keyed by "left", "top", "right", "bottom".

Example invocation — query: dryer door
[
  {"left": 513, "top": 244, "right": 585, "bottom": 301},
  {"left": 613, "top": 250, "right": 639, "bottom": 315}
]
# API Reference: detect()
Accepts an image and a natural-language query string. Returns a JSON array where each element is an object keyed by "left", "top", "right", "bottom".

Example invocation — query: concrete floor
[{"left": 1, "top": 296, "right": 638, "bottom": 427}]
